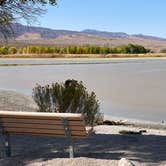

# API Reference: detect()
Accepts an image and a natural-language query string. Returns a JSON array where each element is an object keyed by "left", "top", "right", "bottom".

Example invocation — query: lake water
[{"left": 0, "top": 58, "right": 166, "bottom": 123}]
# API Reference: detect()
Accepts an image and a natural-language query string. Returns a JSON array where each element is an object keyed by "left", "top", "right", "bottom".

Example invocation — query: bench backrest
[{"left": 0, "top": 111, "right": 87, "bottom": 138}]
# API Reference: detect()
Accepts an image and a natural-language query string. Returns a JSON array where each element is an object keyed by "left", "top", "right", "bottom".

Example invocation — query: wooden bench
[{"left": 0, "top": 111, "right": 88, "bottom": 158}]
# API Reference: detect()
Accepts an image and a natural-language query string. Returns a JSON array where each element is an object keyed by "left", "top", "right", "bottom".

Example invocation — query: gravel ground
[
  {"left": 0, "top": 90, "right": 37, "bottom": 112},
  {"left": 0, "top": 90, "right": 166, "bottom": 166}
]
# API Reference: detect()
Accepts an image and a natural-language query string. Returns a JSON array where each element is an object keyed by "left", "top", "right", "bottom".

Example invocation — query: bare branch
[{"left": 0, "top": 0, "right": 57, "bottom": 40}]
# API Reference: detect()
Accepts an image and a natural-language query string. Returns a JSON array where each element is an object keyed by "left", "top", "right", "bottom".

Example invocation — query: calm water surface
[{"left": 0, "top": 58, "right": 166, "bottom": 123}]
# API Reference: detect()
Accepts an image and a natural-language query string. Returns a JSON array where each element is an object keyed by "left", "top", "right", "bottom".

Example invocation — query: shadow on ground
[{"left": 0, "top": 133, "right": 166, "bottom": 165}]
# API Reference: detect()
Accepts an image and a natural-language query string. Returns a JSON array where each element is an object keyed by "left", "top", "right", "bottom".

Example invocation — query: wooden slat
[
  {"left": 0, "top": 111, "right": 87, "bottom": 138},
  {"left": 4, "top": 128, "right": 65, "bottom": 135},
  {"left": 8, "top": 132, "right": 65, "bottom": 137},
  {"left": 6, "top": 132, "right": 88, "bottom": 138},
  {"left": 3, "top": 128, "right": 87, "bottom": 136},
  {"left": 0, "top": 115, "right": 83, "bottom": 121},
  {"left": 0, "top": 111, "right": 83, "bottom": 120},
  {"left": 0, "top": 118, "right": 85, "bottom": 126},
  {"left": 1, "top": 123, "right": 86, "bottom": 131},
  {"left": 0, "top": 118, "right": 63, "bottom": 125}
]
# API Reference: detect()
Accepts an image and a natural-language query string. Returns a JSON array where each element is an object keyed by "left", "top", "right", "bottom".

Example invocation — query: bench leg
[
  {"left": 4, "top": 134, "right": 11, "bottom": 157},
  {"left": 69, "top": 139, "right": 74, "bottom": 158}
]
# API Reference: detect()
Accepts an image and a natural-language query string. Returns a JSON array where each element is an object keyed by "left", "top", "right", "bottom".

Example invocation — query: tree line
[{"left": 0, "top": 44, "right": 151, "bottom": 55}]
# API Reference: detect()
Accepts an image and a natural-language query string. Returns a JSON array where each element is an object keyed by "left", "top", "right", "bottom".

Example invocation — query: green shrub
[
  {"left": 160, "top": 49, "right": 166, "bottom": 53},
  {"left": 8, "top": 47, "right": 17, "bottom": 54},
  {"left": 0, "top": 46, "right": 8, "bottom": 54},
  {"left": 32, "top": 79, "right": 102, "bottom": 126}
]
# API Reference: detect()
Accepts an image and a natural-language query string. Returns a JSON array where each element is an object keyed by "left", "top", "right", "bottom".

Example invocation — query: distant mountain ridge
[
  {"left": 81, "top": 29, "right": 129, "bottom": 38},
  {"left": 12, "top": 23, "right": 79, "bottom": 39},
  {"left": 11, "top": 23, "right": 166, "bottom": 41},
  {"left": 2, "top": 23, "right": 166, "bottom": 52}
]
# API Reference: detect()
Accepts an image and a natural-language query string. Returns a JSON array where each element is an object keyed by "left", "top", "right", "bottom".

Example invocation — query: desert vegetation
[
  {"left": 160, "top": 49, "right": 166, "bottom": 53},
  {"left": 0, "top": 44, "right": 150, "bottom": 55},
  {"left": 32, "top": 79, "right": 103, "bottom": 126}
]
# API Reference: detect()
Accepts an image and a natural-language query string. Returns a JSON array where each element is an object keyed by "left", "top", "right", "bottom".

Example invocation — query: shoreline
[
  {"left": 0, "top": 56, "right": 166, "bottom": 61},
  {"left": 0, "top": 56, "right": 166, "bottom": 67},
  {"left": 104, "top": 115, "right": 166, "bottom": 130},
  {"left": 0, "top": 89, "right": 166, "bottom": 131},
  {"left": 0, "top": 53, "right": 166, "bottom": 59}
]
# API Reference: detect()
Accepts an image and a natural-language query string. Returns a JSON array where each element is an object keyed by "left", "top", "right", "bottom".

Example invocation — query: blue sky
[{"left": 35, "top": 0, "right": 166, "bottom": 37}]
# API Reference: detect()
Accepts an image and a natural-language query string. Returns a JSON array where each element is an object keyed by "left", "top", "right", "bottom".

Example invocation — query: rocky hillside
[{"left": 2, "top": 23, "right": 166, "bottom": 52}]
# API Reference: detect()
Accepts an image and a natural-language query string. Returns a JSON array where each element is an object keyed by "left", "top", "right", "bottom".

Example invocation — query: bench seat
[{"left": 0, "top": 111, "right": 88, "bottom": 158}]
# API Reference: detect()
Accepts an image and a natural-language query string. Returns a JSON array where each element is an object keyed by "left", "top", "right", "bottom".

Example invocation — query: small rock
[
  {"left": 118, "top": 158, "right": 134, "bottom": 166},
  {"left": 119, "top": 129, "right": 147, "bottom": 135},
  {"left": 102, "top": 120, "right": 126, "bottom": 126}
]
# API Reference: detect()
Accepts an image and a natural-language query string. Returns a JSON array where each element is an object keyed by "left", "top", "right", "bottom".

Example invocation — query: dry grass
[{"left": 0, "top": 53, "right": 166, "bottom": 58}]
